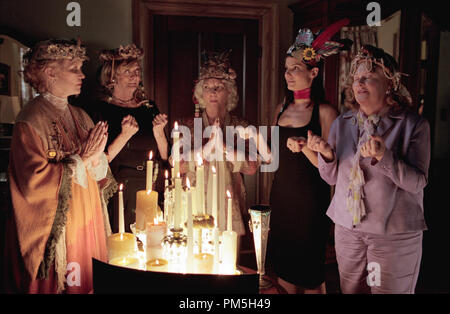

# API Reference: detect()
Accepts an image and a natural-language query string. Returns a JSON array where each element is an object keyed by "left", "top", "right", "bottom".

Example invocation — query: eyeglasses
[
  {"left": 119, "top": 68, "right": 141, "bottom": 78},
  {"left": 203, "top": 85, "right": 225, "bottom": 93}
]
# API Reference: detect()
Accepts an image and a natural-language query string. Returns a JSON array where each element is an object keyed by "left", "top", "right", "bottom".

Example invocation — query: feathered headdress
[
  {"left": 198, "top": 50, "right": 237, "bottom": 81},
  {"left": 287, "top": 18, "right": 352, "bottom": 65}
]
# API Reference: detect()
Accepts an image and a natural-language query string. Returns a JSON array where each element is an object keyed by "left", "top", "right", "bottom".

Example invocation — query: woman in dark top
[
  {"left": 90, "top": 44, "right": 168, "bottom": 233},
  {"left": 268, "top": 20, "right": 350, "bottom": 293}
]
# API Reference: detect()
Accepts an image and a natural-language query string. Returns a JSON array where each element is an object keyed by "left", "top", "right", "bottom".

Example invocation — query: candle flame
[
  {"left": 165, "top": 170, "right": 168, "bottom": 179},
  {"left": 174, "top": 121, "right": 178, "bottom": 130},
  {"left": 153, "top": 217, "right": 158, "bottom": 225},
  {"left": 226, "top": 190, "right": 231, "bottom": 198},
  {"left": 149, "top": 151, "right": 153, "bottom": 160},
  {"left": 119, "top": 183, "right": 123, "bottom": 191},
  {"left": 120, "top": 233, "right": 123, "bottom": 240},
  {"left": 212, "top": 166, "right": 216, "bottom": 174},
  {"left": 177, "top": 172, "right": 181, "bottom": 178},
  {"left": 186, "top": 177, "right": 191, "bottom": 189},
  {"left": 147, "top": 189, "right": 152, "bottom": 195}
]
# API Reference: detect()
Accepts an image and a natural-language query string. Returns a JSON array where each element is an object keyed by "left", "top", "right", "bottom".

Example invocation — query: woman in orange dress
[{"left": 3, "top": 39, "right": 116, "bottom": 293}]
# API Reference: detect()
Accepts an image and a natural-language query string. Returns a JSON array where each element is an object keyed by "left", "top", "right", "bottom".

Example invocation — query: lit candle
[
  {"left": 146, "top": 218, "right": 167, "bottom": 260},
  {"left": 109, "top": 256, "right": 140, "bottom": 270},
  {"left": 174, "top": 172, "right": 182, "bottom": 228},
  {"left": 173, "top": 122, "right": 180, "bottom": 177},
  {"left": 118, "top": 183, "right": 124, "bottom": 234},
  {"left": 136, "top": 188, "right": 159, "bottom": 230},
  {"left": 222, "top": 190, "right": 237, "bottom": 274},
  {"left": 193, "top": 253, "right": 214, "bottom": 274},
  {"left": 107, "top": 232, "right": 137, "bottom": 261},
  {"left": 146, "top": 258, "right": 169, "bottom": 272},
  {"left": 186, "top": 178, "right": 194, "bottom": 272},
  {"left": 146, "top": 151, "right": 153, "bottom": 191},
  {"left": 164, "top": 169, "right": 169, "bottom": 188},
  {"left": 196, "top": 153, "right": 205, "bottom": 215},
  {"left": 226, "top": 190, "right": 232, "bottom": 232},
  {"left": 212, "top": 165, "right": 217, "bottom": 227}
]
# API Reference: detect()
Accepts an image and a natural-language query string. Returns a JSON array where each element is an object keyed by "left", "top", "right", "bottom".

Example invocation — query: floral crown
[
  {"left": 23, "top": 38, "right": 88, "bottom": 64},
  {"left": 99, "top": 44, "right": 144, "bottom": 62},
  {"left": 350, "top": 44, "right": 406, "bottom": 91},
  {"left": 287, "top": 18, "right": 351, "bottom": 66},
  {"left": 198, "top": 50, "right": 237, "bottom": 81}
]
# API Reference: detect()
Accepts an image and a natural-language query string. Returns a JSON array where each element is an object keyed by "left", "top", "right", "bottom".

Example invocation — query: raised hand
[
  {"left": 360, "top": 135, "right": 385, "bottom": 161},
  {"left": 307, "top": 130, "right": 334, "bottom": 161},
  {"left": 152, "top": 113, "right": 168, "bottom": 136},
  {"left": 287, "top": 136, "right": 307, "bottom": 153},
  {"left": 121, "top": 115, "right": 139, "bottom": 139}
]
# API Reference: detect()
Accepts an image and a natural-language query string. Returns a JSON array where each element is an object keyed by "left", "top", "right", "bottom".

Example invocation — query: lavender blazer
[{"left": 318, "top": 108, "right": 430, "bottom": 235}]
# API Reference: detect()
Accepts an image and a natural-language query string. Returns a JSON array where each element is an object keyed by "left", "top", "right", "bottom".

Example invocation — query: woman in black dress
[
  {"left": 269, "top": 20, "right": 350, "bottom": 293},
  {"left": 90, "top": 44, "right": 168, "bottom": 233}
]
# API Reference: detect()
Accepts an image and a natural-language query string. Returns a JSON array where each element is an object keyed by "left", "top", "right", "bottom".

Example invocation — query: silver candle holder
[{"left": 248, "top": 205, "right": 272, "bottom": 290}]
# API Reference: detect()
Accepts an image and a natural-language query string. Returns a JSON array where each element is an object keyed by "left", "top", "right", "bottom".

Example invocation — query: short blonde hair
[
  {"left": 23, "top": 59, "right": 63, "bottom": 93},
  {"left": 193, "top": 78, "right": 239, "bottom": 112}
]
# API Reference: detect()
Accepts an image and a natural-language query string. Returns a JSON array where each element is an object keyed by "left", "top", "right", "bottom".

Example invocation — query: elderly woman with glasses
[
  {"left": 89, "top": 44, "right": 169, "bottom": 234},
  {"left": 308, "top": 44, "right": 430, "bottom": 294}
]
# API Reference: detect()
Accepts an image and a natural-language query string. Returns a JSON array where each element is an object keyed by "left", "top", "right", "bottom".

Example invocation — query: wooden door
[{"left": 153, "top": 15, "right": 259, "bottom": 126}]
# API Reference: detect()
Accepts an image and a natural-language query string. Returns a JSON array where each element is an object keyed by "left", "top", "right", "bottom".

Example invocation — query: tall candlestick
[
  {"left": 174, "top": 172, "right": 182, "bottom": 228},
  {"left": 212, "top": 165, "right": 217, "bottom": 227},
  {"left": 164, "top": 170, "right": 169, "bottom": 224},
  {"left": 146, "top": 151, "right": 153, "bottom": 190},
  {"left": 226, "top": 190, "right": 232, "bottom": 232},
  {"left": 196, "top": 153, "right": 205, "bottom": 215},
  {"left": 173, "top": 122, "right": 180, "bottom": 177},
  {"left": 186, "top": 178, "right": 193, "bottom": 272},
  {"left": 118, "top": 183, "right": 124, "bottom": 234}
]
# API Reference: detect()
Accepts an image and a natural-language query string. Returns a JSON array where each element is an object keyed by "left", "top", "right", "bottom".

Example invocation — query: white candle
[
  {"left": 226, "top": 190, "right": 232, "bottom": 232},
  {"left": 146, "top": 151, "right": 153, "bottom": 191},
  {"left": 212, "top": 165, "right": 217, "bottom": 227},
  {"left": 196, "top": 153, "right": 205, "bottom": 215},
  {"left": 221, "top": 230, "right": 237, "bottom": 274},
  {"left": 186, "top": 178, "right": 193, "bottom": 272},
  {"left": 146, "top": 218, "right": 167, "bottom": 260},
  {"left": 118, "top": 183, "right": 125, "bottom": 234},
  {"left": 173, "top": 122, "right": 180, "bottom": 177},
  {"left": 213, "top": 227, "right": 219, "bottom": 274},
  {"left": 164, "top": 169, "right": 169, "bottom": 188},
  {"left": 174, "top": 172, "right": 182, "bottom": 228}
]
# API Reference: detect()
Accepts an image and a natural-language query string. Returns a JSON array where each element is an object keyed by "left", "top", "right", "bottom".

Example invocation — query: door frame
[{"left": 132, "top": 0, "right": 279, "bottom": 204}]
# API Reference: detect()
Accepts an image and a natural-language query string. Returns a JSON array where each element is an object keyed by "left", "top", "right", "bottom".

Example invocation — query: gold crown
[
  {"left": 99, "top": 44, "right": 144, "bottom": 62},
  {"left": 198, "top": 50, "right": 236, "bottom": 81},
  {"left": 24, "top": 39, "right": 88, "bottom": 63}
]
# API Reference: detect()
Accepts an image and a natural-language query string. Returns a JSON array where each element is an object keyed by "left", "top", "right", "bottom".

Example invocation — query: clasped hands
[
  {"left": 288, "top": 130, "right": 386, "bottom": 162},
  {"left": 80, "top": 121, "right": 108, "bottom": 166}
]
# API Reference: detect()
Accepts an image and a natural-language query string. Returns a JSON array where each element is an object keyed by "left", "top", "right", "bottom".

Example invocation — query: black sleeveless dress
[
  {"left": 268, "top": 101, "right": 331, "bottom": 288},
  {"left": 89, "top": 100, "right": 168, "bottom": 233}
]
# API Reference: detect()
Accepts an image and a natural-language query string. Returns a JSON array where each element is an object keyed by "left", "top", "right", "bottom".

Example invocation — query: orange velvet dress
[{"left": 3, "top": 95, "right": 117, "bottom": 293}]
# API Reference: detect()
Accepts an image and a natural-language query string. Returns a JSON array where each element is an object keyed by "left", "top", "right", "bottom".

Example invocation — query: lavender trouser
[{"left": 334, "top": 224, "right": 423, "bottom": 294}]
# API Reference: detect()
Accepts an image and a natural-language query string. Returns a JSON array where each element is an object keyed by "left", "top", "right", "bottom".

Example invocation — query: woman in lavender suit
[{"left": 307, "top": 45, "right": 430, "bottom": 294}]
